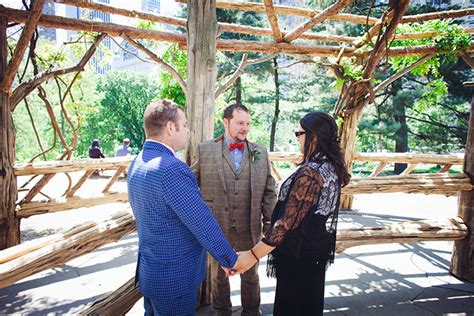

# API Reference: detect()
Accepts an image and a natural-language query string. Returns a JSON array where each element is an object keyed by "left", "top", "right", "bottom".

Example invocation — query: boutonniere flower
[{"left": 249, "top": 144, "right": 261, "bottom": 162}]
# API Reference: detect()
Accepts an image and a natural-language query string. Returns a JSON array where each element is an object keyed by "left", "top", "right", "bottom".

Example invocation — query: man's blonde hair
[{"left": 143, "top": 99, "right": 182, "bottom": 138}]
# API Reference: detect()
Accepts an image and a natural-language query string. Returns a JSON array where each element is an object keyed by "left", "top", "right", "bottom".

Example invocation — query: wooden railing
[
  {"left": 270, "top": 152, "right": 471, "bottom": 196},
  {"left": 269, "top": 151, "right": 465, "bottom": 177},
  {"left": 15, "top": 156, "right": 133, "bottom": 218},
  {"left": 13, "top": 152, "right": 472, "bottom": 219},
  {"left": 352, "top": 152, "right": 464, "bottom": 176}
]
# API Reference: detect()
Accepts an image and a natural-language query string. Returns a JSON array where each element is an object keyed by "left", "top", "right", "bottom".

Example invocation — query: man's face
[
  {"left": 223, "top": 109, "right": 251, "bottom": 143},
  {"left": 172, "top": 109, "right": 189, "bottom": 151}
]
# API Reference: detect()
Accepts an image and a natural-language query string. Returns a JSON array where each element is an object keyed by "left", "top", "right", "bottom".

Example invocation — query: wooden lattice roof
[{"left": 1, "top": 0, "right": 473, "bottom": 59}]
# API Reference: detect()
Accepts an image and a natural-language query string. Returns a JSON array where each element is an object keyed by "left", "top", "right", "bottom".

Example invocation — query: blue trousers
[{"left": 143, "top": 289, "right": 198, "bottom": 316}]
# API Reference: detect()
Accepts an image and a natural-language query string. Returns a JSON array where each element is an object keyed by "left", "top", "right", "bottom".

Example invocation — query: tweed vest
[{"left": 222, "top": 147, "right": 252, "bottom": 233}]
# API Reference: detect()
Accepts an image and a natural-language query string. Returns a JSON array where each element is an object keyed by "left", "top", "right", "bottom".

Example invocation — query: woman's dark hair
[{"left": 300, "top": 112, "right": 351, "bottom": 186}]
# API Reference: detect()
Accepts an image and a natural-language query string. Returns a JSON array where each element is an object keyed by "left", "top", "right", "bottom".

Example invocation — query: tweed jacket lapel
[
  {"left": 212, "top": 138, "right": 228, "bottom": 193},
  {"left": 247, "top": 141, "right": 256, "bottom": 198},
  {"left": 238, "top": 144, "right": 249, "bottom": 176},
  {"left": 222, "top": 142, "right": 238, "bottom": 175}
]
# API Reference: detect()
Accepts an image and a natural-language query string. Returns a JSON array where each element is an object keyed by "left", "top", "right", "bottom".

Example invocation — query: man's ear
[
  {"left": 223, "top": 118, "right": 229, "bottom": 129},
  {"left": 165, "top": 121, "right": 174, "bottom": 136}
]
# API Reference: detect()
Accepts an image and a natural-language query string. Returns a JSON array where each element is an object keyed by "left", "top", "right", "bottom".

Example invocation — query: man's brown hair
[
  {"left": 144, "top": 99, "right": 182, "bottom": 138},
  {"left": 223, "top": 103, "right": 249, "bottom": 120}
]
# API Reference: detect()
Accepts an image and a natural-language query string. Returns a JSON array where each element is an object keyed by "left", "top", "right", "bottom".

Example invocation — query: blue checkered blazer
[{"left": 128, "top": 141, "right": 237, "bottom": 303}]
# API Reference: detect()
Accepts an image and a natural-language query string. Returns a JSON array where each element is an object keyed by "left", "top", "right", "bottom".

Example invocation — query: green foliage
[
  {"left": 137, "top": 20, "right": 157, "bottom": 30},
  {"left": 383, "top": 20, "right": 468, "bottom": 127},
  {"left": 12, "top": 33, "right": 106, "bottom": 162},
  {"left": 77, "top": 72, "right": 160, "bottom": 156},
  {"left": 342, "top": 60, "right": 364, "bottom": 81},
  {"left": 158, "top": 44, "right": 187, "bottom": 106},
  {"left": 332, "top": 58, "right": 365, "bottom": 90},
  {"left": 390, "top": 20, "right": 469, "bottom": 74},
  {"left": 413, "top": 78, "right": 448, "bottom": 112}
]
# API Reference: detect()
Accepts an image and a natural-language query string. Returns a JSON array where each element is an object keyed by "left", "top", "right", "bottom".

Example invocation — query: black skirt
[{"left": 273, "top": 253, "right": 328, "bottom": 316}]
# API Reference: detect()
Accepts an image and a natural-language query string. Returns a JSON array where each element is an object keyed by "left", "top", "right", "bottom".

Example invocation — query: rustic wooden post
[
  {"left": 0, "top": 17, "right": 20, "bottom": 249},
  {"left": 339, "top": 107, "right": 364, "bottom": 208},
  {"left": 185, "top": 0, "right": 217, "bottom": 165},
  {"left": 185, "top": 0, "right": 217, "bottom": 306},
  {"left": 451, "top": 98, "right": 474, "bottom": 281},
  {"left": 338, "top": 0, "right": 410, "bottom": 209}
]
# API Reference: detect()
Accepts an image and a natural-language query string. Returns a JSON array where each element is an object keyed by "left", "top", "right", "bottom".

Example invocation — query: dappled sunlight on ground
[{"left": 3, "top": 182, "right": 474, "bottom": 315}]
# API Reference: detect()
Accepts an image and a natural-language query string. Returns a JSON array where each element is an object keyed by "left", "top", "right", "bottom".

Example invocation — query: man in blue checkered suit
[{"left": 128, "top": 100, "right": 241, "bottom": 315}]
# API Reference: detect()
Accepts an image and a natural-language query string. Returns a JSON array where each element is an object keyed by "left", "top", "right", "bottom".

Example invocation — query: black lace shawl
[{"left": 263, "top": 155, "right": 341, "bottom": 278}]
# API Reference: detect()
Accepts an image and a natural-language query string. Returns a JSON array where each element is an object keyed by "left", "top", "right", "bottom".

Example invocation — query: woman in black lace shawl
[{"left": 237, "top": 112, "right": 351, "bottom": 315}]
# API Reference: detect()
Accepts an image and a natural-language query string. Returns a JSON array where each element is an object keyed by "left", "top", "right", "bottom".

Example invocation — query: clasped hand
[{"left": 221, "top": 250, "right": 258, "bottom": 276}]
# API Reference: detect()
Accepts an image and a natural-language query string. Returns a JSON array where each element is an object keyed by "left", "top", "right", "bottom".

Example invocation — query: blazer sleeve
[
  {"left": 261, "top": 148, "right": 277, "bottom": 227},
  {"left": 162, "top": 161, "right": 237, "bottom": 268}
]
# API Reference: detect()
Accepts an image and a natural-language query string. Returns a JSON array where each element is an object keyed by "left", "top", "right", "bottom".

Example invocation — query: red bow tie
[{"left": 229, "top": 143, "right": 244, "bottom": 151}]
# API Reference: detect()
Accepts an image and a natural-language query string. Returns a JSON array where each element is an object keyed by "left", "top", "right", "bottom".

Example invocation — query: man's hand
[
  {"left": 233, "top": 251, "right": 258, "bottom": 274},
  {"left": 221, "top": 266, "right": 238, "bottom": 277}
]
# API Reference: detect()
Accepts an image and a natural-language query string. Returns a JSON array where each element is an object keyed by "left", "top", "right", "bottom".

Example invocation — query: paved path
[{"left": 1, "top": 192, "right": 473, "bottom": 315}]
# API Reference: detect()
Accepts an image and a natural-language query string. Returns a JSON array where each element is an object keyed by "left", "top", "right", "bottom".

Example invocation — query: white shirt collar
[{"left": 146, "top": 139, "right": 176, "bottom": 156}]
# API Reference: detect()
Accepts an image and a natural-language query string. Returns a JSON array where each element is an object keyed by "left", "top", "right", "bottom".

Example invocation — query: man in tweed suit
[
  {"left": 128, "top": 100, "right": 242, "bottom": 315},
  {"left": 192, "top": 103, "right": 277, "bottom": 315}
]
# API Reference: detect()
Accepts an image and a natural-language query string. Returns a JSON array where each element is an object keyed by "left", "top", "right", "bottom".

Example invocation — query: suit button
[
  {"left": 233, "top": 206, "right": 237, "bottom": 210},
  {"left": 236, "top": 177, "right": 239, "bottom": 180},
  {"left": 234, "top": 192, "right": 238, "bottom": 195}
]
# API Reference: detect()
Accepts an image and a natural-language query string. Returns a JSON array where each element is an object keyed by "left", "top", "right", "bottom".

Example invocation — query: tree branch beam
[
  {"left": 2, "top": 6, "right": 472, "bottom": 59},
  {"left": 10, "top": 33, "right": 106, "bottom": 110},
  {"left": 177, "top": 0, "right": 378, "bottom": 25},
  {"left": 460, "top": 51, "right": 474, "bottom": 69},
  {"left": 0, "top": 0, "right": 45, "bottom": 93},
  {"left": 362, "top": 1, "right": 411, "bottom": 79},
  {"left": 122, "top": 34, "right": 188, "bottom": 99},
  {"left": 283, "top": 0, "right": 353, "bottom": 43},
  {"left": 401, "top": 8, "right": 474, "bottom": 24},
  {"left": 374, "top": 54, "right": 434, "bottom": 93},
  {"left": 215, "top": 53, "right": 276, "bottom": 98},
  {"left": 56, "top": 0, "right": 357, "bottom": 44},
  {"left": 264, "top": 0, "right": 282, "bottom": 42}
]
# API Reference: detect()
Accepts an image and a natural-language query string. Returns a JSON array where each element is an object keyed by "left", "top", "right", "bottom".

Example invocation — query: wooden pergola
[{"left": 0, "top": 0, "right": 473, "bottom": 313}]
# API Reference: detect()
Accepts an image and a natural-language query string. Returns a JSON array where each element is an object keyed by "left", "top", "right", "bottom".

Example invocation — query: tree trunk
[
  {"left": 235, "top": 76, "right": 242, "bottom": 104},
  {"left": 450, "top": 98, "right": 474, "bottom": 281},
  {"left": 269, "top": 57, "right": 280, "bottom": 152},
  {"left": 394, "top": 99, "right": 408, "bottom": 174},
  {"left": 0, "top": 17, "right": 20, "bottom": 249},
  {"left": 185, "top": 0, "right": 217, "bottom": 306},
  {"left": 339, "top": 107, "right": 364, "bottom": 208},
  {"left": 185, "top": 0, "right": 217, "bottom": 165}
]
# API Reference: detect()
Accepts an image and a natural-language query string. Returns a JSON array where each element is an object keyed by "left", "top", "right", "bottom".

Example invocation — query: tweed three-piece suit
[{"left": 192, "top": 136, "right": 277, "bottom": 315}]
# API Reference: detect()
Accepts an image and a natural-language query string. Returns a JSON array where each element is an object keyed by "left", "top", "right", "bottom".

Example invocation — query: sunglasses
[{"left": 294, "top": 131, "right": 306, "bottom": 138}]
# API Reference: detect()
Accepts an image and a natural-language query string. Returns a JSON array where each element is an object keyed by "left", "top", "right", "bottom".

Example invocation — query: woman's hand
[{"left": 233, "top": 251, "right": 258, "bottom": 274}]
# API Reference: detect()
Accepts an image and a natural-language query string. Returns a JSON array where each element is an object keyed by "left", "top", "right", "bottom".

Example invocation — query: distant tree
[{"left": 77, "top": 72, "right": 159, "bottom": 156}]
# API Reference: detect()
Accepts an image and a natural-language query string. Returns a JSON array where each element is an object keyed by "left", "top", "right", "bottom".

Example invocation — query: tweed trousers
[{"left": 210, "top": 228, "right": 261, "bottom": 316}]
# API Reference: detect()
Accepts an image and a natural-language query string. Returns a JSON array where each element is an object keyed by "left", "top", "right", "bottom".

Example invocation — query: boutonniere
[{"left": 248, "top": 143, "right": 261, "bottom": 162}]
